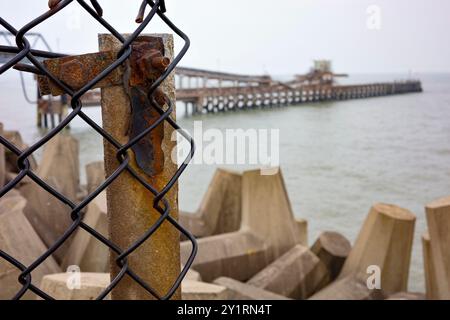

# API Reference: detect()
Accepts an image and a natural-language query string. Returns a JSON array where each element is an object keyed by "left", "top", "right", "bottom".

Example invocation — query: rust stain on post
[
  {"left": 99, "top": 34, "right": 180, "bottom": 300},
  {"left": 126, "top": 37, "right": 166, "bottom": 177}
]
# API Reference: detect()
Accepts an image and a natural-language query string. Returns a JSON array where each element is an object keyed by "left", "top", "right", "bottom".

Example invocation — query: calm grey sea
[{"left": 1, "top": 70, "right": 450, "bottom": 292}]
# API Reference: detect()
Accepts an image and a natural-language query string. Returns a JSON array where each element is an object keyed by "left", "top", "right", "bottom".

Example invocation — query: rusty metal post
[{"left": 99, "top": 34, "right": 180, "bottom": 300}]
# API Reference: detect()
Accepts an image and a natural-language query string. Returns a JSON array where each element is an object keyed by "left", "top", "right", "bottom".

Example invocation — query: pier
[
  {"left": 37, "top": 64, "right": 422, "bottom": 125},
  {"left": 177, "top": 79, "right": 423, "bottom": 116},
  {"left": 2, "top": 48, "right": 423, "bottom": 126},
  {"left": 175, "top": 61, "right": 422, "bottom": 116}
]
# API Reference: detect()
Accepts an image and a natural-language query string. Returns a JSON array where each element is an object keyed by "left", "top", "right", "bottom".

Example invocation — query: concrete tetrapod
[
  {"left": 2, "top": 129, "right": 38, "bottom": 174},
  {"left": 386, "top": 292, "right": 426, "bottom": 300},
  {"left": 214, "top": 277, "right": 291, "bottom": 300},
  {"left": 247, "top": 232, "right": 351, "bottom": 299},
  {"left": 0, "top": 192, "right": 61, "bottom": 300},
  {"left": 295, "top": 218, "right": 308, "bottom": 246},
  {"left": 422, "top": 231, "right": 439, "bottom": 300},
  {"left": 1, "top": 128, "right": 31, "bottom": 189},
  {"left": 40, "top": 273, "right": 111, "bottom": 300},
  {"left": 425, "top": 196, "right": 450, "bottom": 299},
  {"left": 339, "top": 203, "right": 415, "bottom": 295},
  {"left": 179, "top": 168, "right": 242, "bottom": 238},
  {"left": 20, "top": 134, "right": 80, "bottom": 262},
  {"left": 313, "top": 203, "right": 415, "bottom": 299},
  {"left": 40, "top": 272, "right": 226, "bottom": 300},
  {"left": 85, "top": 161, "right": 105, "bottom": 194},
  {"left": 182, "top": 280, "right": 229, "bottom": 300},
  {"left": 309, "top": 275, "right": 385, "bottom": 300},
  {"left": 62, "top": 192, "right": 108, "bottom": 273},
  {"left": 310, "top": 231, "right": 351, "bottom": 280},
  {"left": 247, "top": 244, "right": 329, "bottom": 299},
  {"left": 181, "top": 168, "right": 306, "bottom": 282}
]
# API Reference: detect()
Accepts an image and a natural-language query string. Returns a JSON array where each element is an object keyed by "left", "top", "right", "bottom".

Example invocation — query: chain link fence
[{"left": 0, "top": 0, "right": 197, "bottom": 300}]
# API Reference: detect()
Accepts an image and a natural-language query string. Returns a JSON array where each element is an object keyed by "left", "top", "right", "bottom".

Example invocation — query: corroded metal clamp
[{"left": 37, "top": 36, "right": 170, "bottom": 177}]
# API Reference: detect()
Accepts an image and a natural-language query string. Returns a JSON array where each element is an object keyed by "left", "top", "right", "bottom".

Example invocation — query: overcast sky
[{"left": 1, "top": 0, "right": 449, "bottom": 75}]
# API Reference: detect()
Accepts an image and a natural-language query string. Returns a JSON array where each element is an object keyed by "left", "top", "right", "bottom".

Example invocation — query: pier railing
[{"left": 0, "top": 0, "right": 196, "bottom": 300}]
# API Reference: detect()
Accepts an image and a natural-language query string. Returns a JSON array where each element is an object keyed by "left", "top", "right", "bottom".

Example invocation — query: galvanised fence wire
[{"left": 0, "top": 0, "right": 197, "bottom": 300}]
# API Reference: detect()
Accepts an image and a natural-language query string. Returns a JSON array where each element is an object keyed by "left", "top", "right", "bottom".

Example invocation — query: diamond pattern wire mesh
[{"left": 0, "top": 0, "right": 197, "bottom": 300}]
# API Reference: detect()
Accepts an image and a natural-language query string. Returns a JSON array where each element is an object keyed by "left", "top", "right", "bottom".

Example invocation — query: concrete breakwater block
[
  {"left": 2, "top": 129, "right": 38, "bottom": 174},
  {"left": 425, "top": 196, "right": 450, "bottom": 299},
  {"left": 185, "top": 268, "right": 202, "bottom": 282},
  {"left": 310, "top": 231, "right": 351, "bottom": 280},
  {"left": 62, "top": 192, "right": 108, "bottom": 273},
  {"left": 296, "top": 218, "right": 308, "bottom": 246},
  {"left": 40, "top": 273, "right": 110, "bottom": 300},
  {"left": 247, "top": 245, "right": 329, "bottom": 299},
  {"left": 40, "top": 273, "right": 227, "bottom": 300},
  {"left": 180, "top": 169, "right": 242, "bottom": 238},
  {"left": 214, "top": 277, "right": 291, "bottom": 300},
  {"left": 0, "top": 192, "right": 61, "bottom": 300},
  {"left": 422, "top": 231, "right": 439, "bottom": 300},
  {"left": 182, "top": 231, "right": 267, "bottom": 282},
  {"left": 311, "top": 204, "right": 415, "bottom": 300},
  {"left": 182, "top": 280, "right": 228, "bottom": 300},
  {"left": 86, "top": 161, "right": 105, "bottom": 194},
  {"left": 20, "top": 134, "right": 80, "bottom": 263},
  {"left": 241, "top": 169, "right": 305, "bottom": 260},
  {"left": 309, "top": 275, "right": 385, "bottom": 300},
  {"left": 181, "top": 169, "right": 306, "bottom": 282},
  {"left": 338, "top": 203, "right": 416, "bottom": 296},
  {"left": 386, "top": 292, "right": 426, "bottom": 300}
]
